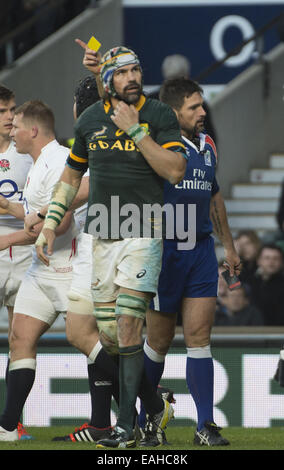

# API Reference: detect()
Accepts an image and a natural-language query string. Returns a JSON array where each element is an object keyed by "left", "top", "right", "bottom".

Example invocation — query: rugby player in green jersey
[{"left": 36, "top": 46, "right": 187, "bottom": 448}]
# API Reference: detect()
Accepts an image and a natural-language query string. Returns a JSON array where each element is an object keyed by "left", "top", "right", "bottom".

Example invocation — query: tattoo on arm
[{"left": 211, "top": 200, "right": 224, "bottom": 239}]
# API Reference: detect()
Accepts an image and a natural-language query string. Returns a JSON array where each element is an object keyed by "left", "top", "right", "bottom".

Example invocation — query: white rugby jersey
[
  {"left": 0, "top": 141, "right": 32, "bottom": 230},
  {"left": 23, "top": 139, "right": 79, "bottom": 279}
]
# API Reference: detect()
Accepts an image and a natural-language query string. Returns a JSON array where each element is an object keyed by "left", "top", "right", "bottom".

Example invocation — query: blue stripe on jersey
[{"left": 164, "top": 133, "right": 219, "bottom": 242}]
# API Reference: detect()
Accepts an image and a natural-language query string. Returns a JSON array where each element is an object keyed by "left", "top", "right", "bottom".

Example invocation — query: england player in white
[
  {"left": 0, "top": 85, "right": 32, "bottom": 333},
  {"left": 0, "top": 92, "right": 114, "bottom": 442},
  {"left": 0, "top": 100, "right": 79, "bottom": 441},
  {"left": 0, "top": 85, "right": 33, "bottom": 440}
]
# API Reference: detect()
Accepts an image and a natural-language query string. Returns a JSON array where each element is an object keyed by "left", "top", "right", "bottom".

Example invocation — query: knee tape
[
  {"left": 95, "top": 307, "right": 119, "bottom": 355},
  {"left": 67, "top": 288, "right": 94, "bottom": 316},
  {"left": 115, "top": 294, "right": 149, "bottom": 321}
]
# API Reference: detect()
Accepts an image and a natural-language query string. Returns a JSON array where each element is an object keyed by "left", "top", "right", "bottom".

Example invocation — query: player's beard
[
  {"left": 116, "top": 81, "right": 143, "bottom": 105},
  {"left": 194, "top": 119, "right": 205, "bottom": 135},
  {"left": 183, "top": 119, "right": 205, "bottom": 138}
]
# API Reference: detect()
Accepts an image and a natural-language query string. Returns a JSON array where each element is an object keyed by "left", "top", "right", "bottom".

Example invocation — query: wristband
[
  {"left": 37, "top": 211, "right": 45, "bottom": 220},
  {"left": 126, "top": 123, "right": 147, "bottom": 144}
]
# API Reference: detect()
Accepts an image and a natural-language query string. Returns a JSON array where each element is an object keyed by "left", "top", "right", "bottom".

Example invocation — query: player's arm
[
  {"left": 210, "top": 190, "right": 241, "bottom": 276},
  {"left": 0, "top": 195, "right": 25, "bottom": 219},
  {"left": 75, "top": 38, "right": 105, "bottom": 99},
  {"left": 0, "top": 211, "right": 73, "bottom": 250},
  {"left": 135, "top": 136, "right": 186, "bottom": 184},
  {"left": 24, "top": 176, "right": 89, "bottom": 236},
  {"left": 69, "top": 175, "right": 89, "bottom": 210},
  {"left": 35, "top": 166, "right": 84, "bottom": 266},
  {"left": 111, "top": 102, "right": 186, "bottom": 184},
  {"left": 0, "top": 230, "right": 37, "bottom": 250}
]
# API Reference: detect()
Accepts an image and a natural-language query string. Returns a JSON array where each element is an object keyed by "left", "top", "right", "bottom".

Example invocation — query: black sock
[
  {"left": 0, "top": 368, "right": 35, "bottom": 431},
  {"left": 138, "top": 369, "right": 164, "bottom": 416},
  {"left": 88, "top": 349, "right": 120, "bottom": 428},
  {"left": 116, "top": 344, "right": 144, "bottom": 435},
  {"left": 5, "top": 357, "right": 10, "bottom": 385},
  {"left": 96, "top": 349, "right": 120, "bottom": 405},
  {"left": 87, "top": 362, "right": 113, "bottom": 429}
]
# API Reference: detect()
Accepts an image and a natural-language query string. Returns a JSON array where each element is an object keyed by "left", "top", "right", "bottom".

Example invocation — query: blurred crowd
[
  {"left": 214, "top": 231, "right": 284, "bottom": 327},
  {"left": 171, "top": 227, "right": 284, "bottom": 328},
  {"left": 213, "top": 180, "right": 284, "bottom": 327},
  {"left": 0, "top": 0, "right": 94, "bottom": 69}
]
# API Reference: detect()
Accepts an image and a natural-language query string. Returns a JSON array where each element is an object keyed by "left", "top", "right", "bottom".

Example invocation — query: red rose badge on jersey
[{"left": 0, "top": 159, "right": 10, "bottom": 172}]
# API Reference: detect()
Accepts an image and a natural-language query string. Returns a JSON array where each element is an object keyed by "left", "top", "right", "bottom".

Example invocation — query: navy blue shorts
[{"left": 151, "top": 236, "right": 218, "bottom": 314}]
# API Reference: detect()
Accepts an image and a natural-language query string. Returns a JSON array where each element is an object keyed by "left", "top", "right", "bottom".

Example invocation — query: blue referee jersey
[
  {"left": 152, "top": 133, "right": 220, "bottom": 311},
  {"left": 165, "top": 132, "right": 219, "bottom": 242}
]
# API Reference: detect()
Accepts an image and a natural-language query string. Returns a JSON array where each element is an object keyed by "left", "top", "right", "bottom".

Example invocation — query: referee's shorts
[{"left": 151, "top": 236, "right": 218, "bottom": 314}]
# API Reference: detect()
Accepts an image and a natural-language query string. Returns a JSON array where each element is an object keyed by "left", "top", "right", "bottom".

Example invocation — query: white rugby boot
[{"left": 0, "top": 425, "right": 18, "bottom": 441}]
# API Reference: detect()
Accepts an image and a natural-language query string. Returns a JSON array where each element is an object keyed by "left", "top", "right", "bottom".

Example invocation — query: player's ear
[
  {"left": 31, "top": 126, "right": 38, "bottom": 138},
  {"left": 173, "top": 108, "right": 179, "bottom": 119}
]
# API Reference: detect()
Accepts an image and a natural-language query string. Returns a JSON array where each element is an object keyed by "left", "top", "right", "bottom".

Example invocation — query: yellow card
[{"left": 87, "top": 36, "right": 101, "bottom": 52}]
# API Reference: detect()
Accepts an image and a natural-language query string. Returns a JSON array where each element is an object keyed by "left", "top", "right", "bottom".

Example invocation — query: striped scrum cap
[{"left": 100, "top": 46, "right": 140, "bottom": 96}]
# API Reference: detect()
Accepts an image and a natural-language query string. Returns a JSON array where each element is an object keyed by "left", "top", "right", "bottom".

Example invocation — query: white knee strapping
[
  {"left": 144, "top": 339, "right": 165, "bottom": 363},
  {"left": 115, "top": 293, "right": 148, "bottom": 321},
  {"left": 9, "top": 358, "right": 36, "bottom": 371},
  {"left": 95, "top": 307, "right": 119, "bottom": 355},
  {"left": 67, "top": 288, "right": 94, "bottom": 316},
  {"left": 186, "top": 345, "right": 212, "bottom": 359}
]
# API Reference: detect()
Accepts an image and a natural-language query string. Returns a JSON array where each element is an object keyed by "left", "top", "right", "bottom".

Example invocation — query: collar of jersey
[
  {"left": 34, "top": 139, "right": 58, "bottom": 164},
  {"left": 103, "top": 94, "right": 146, "bottom": 114},
  {"left": 182, "top": 133, "right": 206, "bottom": 154},
  {"left": 0, "top": 140, "right": 14, "bottom": 156}
]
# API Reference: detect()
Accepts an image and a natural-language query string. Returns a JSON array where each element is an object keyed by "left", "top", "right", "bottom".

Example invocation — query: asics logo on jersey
[{"left": 136, "top": 269, "right": 146, "bottom": 278}]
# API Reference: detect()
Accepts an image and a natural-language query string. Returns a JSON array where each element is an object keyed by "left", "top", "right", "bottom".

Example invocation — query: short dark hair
[
  {"left": 159, "top": 77, "right": 203, "bottom": 111},
  {"left": 74, "top": 75, "right": 100, "bottom": 118},
  {"left": 258, "top": 243, "right": 284, "bottom": 260},
  {"left": 0, "top": 84, "right": 15, "bottom": 103},
  {"left": 15, "top": 100, "right": 55, "bottom": 135}
]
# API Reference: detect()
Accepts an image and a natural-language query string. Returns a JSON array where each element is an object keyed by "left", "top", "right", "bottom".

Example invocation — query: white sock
[
  {"left": 87, "top": 341, "right": 103, "bottom": 364},
  {"left": 9, "top": 358, "right": 36, "bottom": 371},
  {"left": 144, "top": 338, "right": 165, "bottom": 363},
  {"left": 186, "top": 345, "right": 212, "bottom": 359}
]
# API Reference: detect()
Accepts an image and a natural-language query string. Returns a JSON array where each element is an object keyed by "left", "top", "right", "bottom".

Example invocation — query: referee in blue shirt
[{"left": 140, "top": 77, "right": 241, "bottom": 446}]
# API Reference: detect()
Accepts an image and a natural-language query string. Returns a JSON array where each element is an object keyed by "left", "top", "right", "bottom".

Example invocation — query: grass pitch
[{"left": 0, "top": 426, "right": 283, "bottom": 451}]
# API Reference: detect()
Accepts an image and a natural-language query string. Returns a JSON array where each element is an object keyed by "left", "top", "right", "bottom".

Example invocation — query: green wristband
[{"left": 127, "top": 123, "right": 147, "bottom": 144}]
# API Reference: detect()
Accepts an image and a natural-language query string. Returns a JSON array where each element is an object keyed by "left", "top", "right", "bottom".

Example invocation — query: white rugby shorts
[
  {"left": 67, "top": 232, "right": 94, "bottom": 315},
  {"left": 14, "top": 272, "right": 71, "bottom": 325},
  {"left": 91, "top": 238, "right": 163, "bottom": 303},
  {"left": 0, "top": 245, "right": 32, "bottom": 307}
]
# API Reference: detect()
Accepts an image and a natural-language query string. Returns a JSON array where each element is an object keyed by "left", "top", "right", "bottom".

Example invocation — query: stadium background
[
  {"left": 0, "top": 0, "right": 284, "bottom": 430},
  {"left": 1, "top": 330, "right": 284, "bottom": 428}
]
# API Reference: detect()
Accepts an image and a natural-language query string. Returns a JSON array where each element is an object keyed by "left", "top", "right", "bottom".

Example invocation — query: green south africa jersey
[{"left": 67, "top": 94, "right": 186, "bottom": 238}]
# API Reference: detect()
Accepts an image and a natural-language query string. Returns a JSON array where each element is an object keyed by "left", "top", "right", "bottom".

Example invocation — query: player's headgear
[
  {"left": 74, "top": 75, "right": 100, "bottom": 118},
  {"left": 100, "top": 46, "right": 141, "bottom": 97}
]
